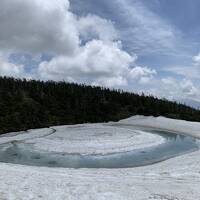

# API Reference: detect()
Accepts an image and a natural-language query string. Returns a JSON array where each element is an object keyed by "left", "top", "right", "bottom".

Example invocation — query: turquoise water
[{"left": 0, "top": 129, "right": 199, "bottom": 168}]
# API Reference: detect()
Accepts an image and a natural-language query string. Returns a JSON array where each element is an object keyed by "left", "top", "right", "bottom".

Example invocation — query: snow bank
[
  {"left": 119, "top": 115, "right": 200, "bottom": 139},
  {"left": 0, "top": 128, "right": 52, "bottom": 145}
]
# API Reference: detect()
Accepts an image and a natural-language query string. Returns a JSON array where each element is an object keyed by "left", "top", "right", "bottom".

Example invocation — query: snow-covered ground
[
  {"left": 31, "top": 124, "right": 165, "bottom": 155},
  {"left": 0, "top": 116, "right": 200, "bottom": 199},
  {"left": 0, "top": 123, "right": 165, "bottom": 155},
  {"left": 119, "top": 115, "right": 200, "bottom": 139}
]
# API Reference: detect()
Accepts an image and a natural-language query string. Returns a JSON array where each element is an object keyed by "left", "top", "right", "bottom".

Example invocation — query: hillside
[{"left": 0, "top": 76, "right": 200, "bottom": 134}]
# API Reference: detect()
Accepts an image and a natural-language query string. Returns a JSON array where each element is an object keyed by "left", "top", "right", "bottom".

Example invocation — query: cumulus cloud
[
  {"left": 78, "top": 15, "right": 118, "bottom": 42},
  {"left": 38, "top": 40, "right": 150, "bottom": 87},
  {"left": 160, "top": 77, "right": 200, "bottom": 100},
  {"left": 0, "top": 57, "right": 25, "bottom": 78},
  {"left": 71, "top": 0, "right": 181, "bottom": 55},
  {"left": 0, "top": 0, "right": 157, "bottom": 88},
  {"left": 0, "top": 0, "right": 79, "bottom": 55},
  {"left": 129, "top": 66, "right": 157, "bottom": 84},
  {"left": 0, "top": 0, "right": 118, "bottom": 56},
  {"left": 181, "top": 79, "right": 199, "bottom": 97}
]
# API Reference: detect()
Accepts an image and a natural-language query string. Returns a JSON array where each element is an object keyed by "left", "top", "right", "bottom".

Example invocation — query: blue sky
[
  {"left": 71, "top": 0, "right": 200, "bottom": 64},
  {"left": 71, "top": 0, "right": 200, "bottom": 102},
  {"left": 0, "top": 0, "right": 200, "bottom": 103}
]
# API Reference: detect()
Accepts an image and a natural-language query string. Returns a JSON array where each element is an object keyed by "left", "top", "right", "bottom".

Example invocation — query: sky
[{"left": 1, "top": 0, "right": 200, "bottom": 104}]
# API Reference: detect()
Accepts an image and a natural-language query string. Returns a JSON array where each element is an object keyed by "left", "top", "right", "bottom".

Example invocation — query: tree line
[{"left": 0, "top": 76, "right": 200, "bottom": 134}]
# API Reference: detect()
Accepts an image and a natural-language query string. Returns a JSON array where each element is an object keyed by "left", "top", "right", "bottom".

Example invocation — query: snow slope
[
  {"left": 119, "top": 115, "right": 200, "bottom": 138},
  {"left": 0, "top": 116, "right": 200, "bottom": 199}
]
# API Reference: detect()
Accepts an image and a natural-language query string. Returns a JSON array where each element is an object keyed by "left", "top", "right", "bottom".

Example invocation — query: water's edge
[{"left": 0, "top": 128, "right": 199, "bottom": 168}]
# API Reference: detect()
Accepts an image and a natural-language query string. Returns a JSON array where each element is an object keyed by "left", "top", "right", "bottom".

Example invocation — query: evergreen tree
[{"left": 0, "top": 76, "right": 200, "bottom": 134}]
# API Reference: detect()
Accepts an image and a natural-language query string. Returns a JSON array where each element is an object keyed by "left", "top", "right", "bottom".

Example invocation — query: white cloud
[
  {"left": 93, "top": 76, "right": 127, "bottom": 87},
  {"left": 163, "top": 66, "right": 199, "bottom": 79},
  {"left": 78, "top": 14, "right": 118, "bottom": 42},
  {"left": 114, "top": 0, "right": 179, "bottom": 55},
  {"left": 0, "top": 0, "right": 79, "bottom": 55},
  {"left": 0, "top": 0, "right": 157, "bottom": 88},
  {"left": 38, "top": 40, "right": 145, "bottom": 87},
  {"left": 0, "top": 57, "right": 25, "bottom": 78},
  {"left": 129, "top": 66, "right": 157, "bottom": 84},
  {"left": 181, "top": 79, "right": 199, "bottom": 97},
  {"left": 193, "top": 53, "right": 200, "bottom": 66},
  {"left": 0, "top": 0, "right": 119, "bottom": 56},
  {"left": 163, "top": 53, "right": 200, "bottom": 79},
  {"left": 159, "top": 77, "right": 200, "bottom": 100}
]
